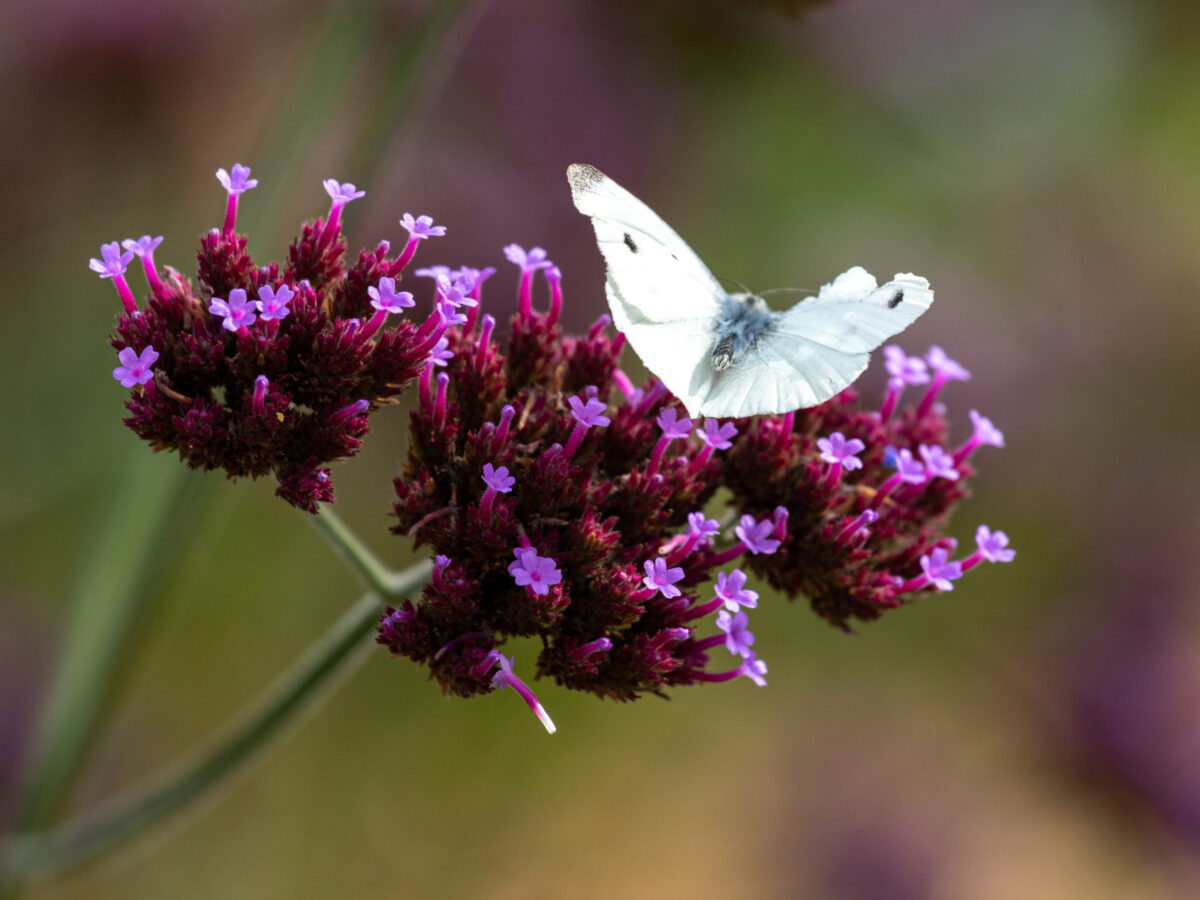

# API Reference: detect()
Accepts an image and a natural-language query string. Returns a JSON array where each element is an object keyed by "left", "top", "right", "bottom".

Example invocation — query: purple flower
[
  {"left": 735, "top": 514, "right": 781, "bottom": 555},
  {"left": 656, "top": 407, "right": 693, "bottom": 440},
  {"left": 975, "top": 525, "right": 1016, "bottom": 563},
  {"left": 883, "top": 345, "right": 930, "bottom": 385},
  {"left": 568, "top": 395, "right": 610, "bottom": 428},
  {"left": 256, "top": 284, "right": 294, "bottom": 321},
  {"left": 714, "top": 569, "right": 759, "bottom": 611},
  {"left": 508, "top": 547, "right": 563, "bottom": 596},
  {"left": 216, "top": 163, "right": 257, "bottom": 195},
  {"left": 435, "top": 275, "right": 477, "bottom": 309},
  {"left": 739, "top": 653, "right": 768, "bottom": 687},
  {"left": 919, "top": 547, "right": 963, "bottom": 591},
  {"left": 436, "top": 300, "right": 468, "bottom": 327},
  {"left": 486, "top": 651, "right": 557, "bottom": 734},
  {"left": 454, "top": 265, "right": 489, "bottom": 284},
  {"left": 413, "top": 265, "right": 452, "bottom": 281},
  {"left": 926, "top": 345, "right": 970, "bottom": 382},
  {"left": 427, "top": 337, "right": 453, "bottom": 368},
  {"left": 112, "top": 345, "right": 158, "bottom": 387},
  {"left": 482, "top": 463, "right": 515, "bottom": 494},
  {"left": 89, "top": 241, "right": 134, "bottom": 279},
  {"left": 688, "top": 512, "right": 721, "bottom": 540},
  {"left": 208, "top": 288, "right": 257, "bottom": 332},
  {"left": 503, "top": 243, "right": 552, "bottom": 272},
  {"left": 969, "top": 410, "right": 1005, "bottom": 448},
  {"left": 891, "top": 448, "right": 928, "bottom": 485},
  {"left": 698, "top": 419, "right": 738, "bottom": 450},
  {"left": 817, "top": 432, "right": 866, "bottom": 470},
  {"left": 121, "top": 235, "right": 163, "bottom": 258},
  {"left": 434, "top": 554, "right": 451, "bottom": 569},
  {"left": 918, "top": 444, "right": 959, "bottom": 481},
  {"left": 399, "top": 213, "right": 446, "bottom": 239},
  {"left": 323, "top": 179, "right": 365, "bottom": 205},
  {"left": 368, "top": 277, "right": 415, "bottom": 314},
  {"left": 716, "top": 608, "right": 755, "bottom": 658},
  {"left": 642, "top": 557, "right": 686, "bottom": 598}
]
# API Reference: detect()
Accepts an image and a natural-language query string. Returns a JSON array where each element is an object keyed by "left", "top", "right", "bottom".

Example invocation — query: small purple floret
[
  {"left": 884, "top": 345, "right": 930, "bottom": 385},
  {"left": 503, "top": 243, "right": 552, "bottom": 272},
  {"left": 568, "top": 395, "right": 610, "bottom": 428},
  {"left": 256, "top": 284, "right": 294, "bottom": 321},
  {"left": 216, "top": 164, "right": 257, "bottom": 195},
  {"left": 112, "top": 345, "right": 158, "bottom": 387},
  {"left": 714, "top": 569, "right": 759, "bottom": 611},
  {"left": 427, "top": 337, "right": 453, "bottom": 368},
  {"left": 698, "top": 419, "right": 738, "bottom": 450},
  {"left": 508, "top": 547, "right": 563, "bottom": 596},
  {"left": 482, "top": 463, "right": 515, "bottom": 494},
  {"left": 927, "top": 345, "right": 971, "bottom": 381},
  {"left": 735, "top": 515, "right": 781, "bottom": 555},
  {"left": 368, "top": 276, "right": 415, "bottom": 314},
  {"left": 208, "top": 288, "right": 257, "bottom": 332},
  {"left": 817, "top": 432, "right": 866, "bottom": 470},
  {"left": 486, "top": 651, "right": 556, "bottom": 734},
  {"left": 642, "top": 557, "right": 685, "bottom": 599},
  {"left": 920, "top": 547, "right": 963, "bottom": 591},
  {"left": 739, "top": 653, "right": 768, "bottom": 687},
  {"left": 435, "top": 276, "right": 477, "bottom": 309},
  {"left": 716, "top": 608, "right": 755, "bottom": 658},
  {"left": 656, "top": 407, "right": 693, "bottom": 440},
  {"left": 975, "top": 525, "right": 1016, "bottom": 563},
  {"left": 892, "top": 447, "right": 928, "bottom": 484},
  {"left": 121, "top": 235, "right": 163, "bottom": 258},
  {"left": 688, "top": 512, "right": 721, "bottom": 540},
  {"left": 89, "top": 242, "right": 134, "bottom": 279},
  {"left": 323, "top": 179, "right": 366, "bottom": 204},
  {"left": 414, "top": 265, "right": 452, "bottom": 281},
  {"left": 969, "top": 409, "right": 1005, "bottom": 448},
  {"left": 918, "top": 444, "right": 959, "bottom": 481},
  {"left": 399, "top": 213, "right": 446, "bottom": 239}
]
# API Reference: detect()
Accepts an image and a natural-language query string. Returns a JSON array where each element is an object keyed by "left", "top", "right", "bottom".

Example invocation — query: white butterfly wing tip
[{"left": 567, "top": 163, "right": 605, "bottom": 198}]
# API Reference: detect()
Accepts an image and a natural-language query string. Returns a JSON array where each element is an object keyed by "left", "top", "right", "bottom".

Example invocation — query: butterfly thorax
[{"left": 711, "top": 293, "right": 776, "bottom": 371}]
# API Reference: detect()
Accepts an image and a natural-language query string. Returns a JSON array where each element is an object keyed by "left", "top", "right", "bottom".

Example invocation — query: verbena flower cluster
[
  {"left": 98, "top": 165, "right": 1014, "bottom": 731},
  {"left": 96, "top": 165, "right": 451, "bottom": 511},
  {"left": 379, "top": 248, "right": 1014, "bottom": 720}
]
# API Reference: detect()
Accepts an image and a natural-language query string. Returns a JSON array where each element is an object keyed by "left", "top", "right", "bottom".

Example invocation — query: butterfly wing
[
  {"left": 774, "top": 267, "right": 934, "bottom": 354},
  {"left": 569, "top": 163, "right": 726, "bottom": 414},
  {"left": 698, "top": 268, "right": 934, "bottom": 417}
]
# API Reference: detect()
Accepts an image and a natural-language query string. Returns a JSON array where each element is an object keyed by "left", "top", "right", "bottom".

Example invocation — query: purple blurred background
[{"left": 3, "top": 0, "right": 1199, "bottom": 896}]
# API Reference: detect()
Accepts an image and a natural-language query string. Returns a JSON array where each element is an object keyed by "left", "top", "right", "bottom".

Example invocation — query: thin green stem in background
[
  {"left": 4, "top": 0, "right": 484, "bottom": 891},
  {"left": 12, "top": 458, "right": 210, "bottom": 833},
  {"left": 2, "top": 560, "right": 430, "bottom": 886},
  {"left": 307, "top": 504, "right": 402, "bottom": 597}
]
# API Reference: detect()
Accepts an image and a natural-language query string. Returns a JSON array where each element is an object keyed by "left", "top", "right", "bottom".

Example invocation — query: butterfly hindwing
[{"left": 773, "top": 269, "right": 934, "bottom": 356}]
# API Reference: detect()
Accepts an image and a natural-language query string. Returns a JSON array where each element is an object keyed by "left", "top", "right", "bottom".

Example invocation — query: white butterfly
[{"left": 567, "top": 163, "right": 934, "bottom": 418}]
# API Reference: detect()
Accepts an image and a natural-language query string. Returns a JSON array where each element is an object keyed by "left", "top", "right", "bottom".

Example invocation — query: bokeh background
[{"left": 3, "top": 0, "right": 1200, "bottom": 896}]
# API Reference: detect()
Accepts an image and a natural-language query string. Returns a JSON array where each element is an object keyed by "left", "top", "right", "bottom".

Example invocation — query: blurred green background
[{"left": 3, "top": 0, "right": 1200, "bottom": 897}]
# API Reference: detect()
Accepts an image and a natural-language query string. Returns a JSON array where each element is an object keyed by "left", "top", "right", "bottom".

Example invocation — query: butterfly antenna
[
  {"left": 715, "top": 274, "right": 756, "bottom": 295},
  {"left": 758, "top": 286, "right": 816, "bottom": 298}
]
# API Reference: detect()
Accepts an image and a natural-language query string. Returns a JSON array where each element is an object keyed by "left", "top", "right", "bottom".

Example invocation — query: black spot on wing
[
  {"left": 623, "top": 232, "right": 638, "bottom": 253},
  {"left": 887, "top": 289, "right": 904, "bottom": 309}
]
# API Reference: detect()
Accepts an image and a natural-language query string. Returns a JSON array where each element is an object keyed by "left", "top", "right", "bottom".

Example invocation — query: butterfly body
[{"left": 568, "top": 163, "right": 934, "bottom": 418}]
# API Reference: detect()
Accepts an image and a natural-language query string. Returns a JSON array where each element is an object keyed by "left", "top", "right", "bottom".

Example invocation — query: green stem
[
  {"left": 308, "top": 505, "right": 399, "bottom": 597},
  {"left": 11, "top": 459, "right": 210, "bottom": 833},
  {"left": 2, "top": 561, "right": 430, "bottom": 885}
]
